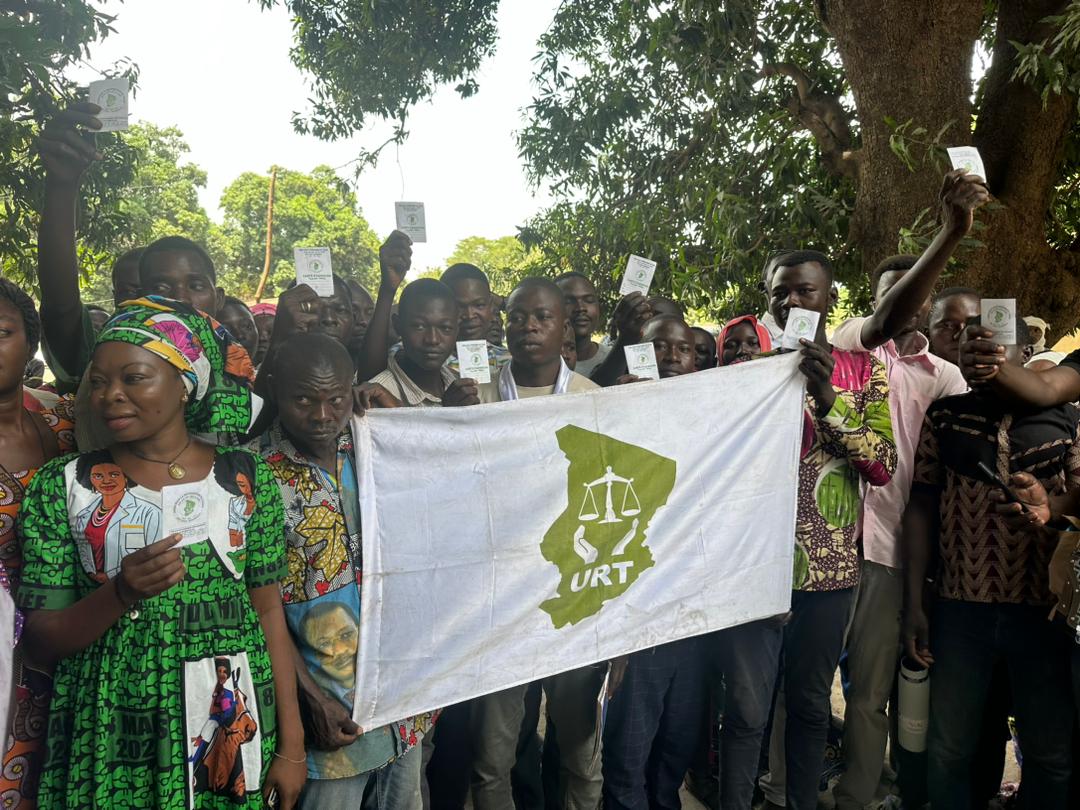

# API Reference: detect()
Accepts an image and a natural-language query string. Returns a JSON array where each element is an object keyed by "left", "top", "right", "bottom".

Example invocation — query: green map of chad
[{"left": 540, "top": 425, "right": 677, "bottom": 628}]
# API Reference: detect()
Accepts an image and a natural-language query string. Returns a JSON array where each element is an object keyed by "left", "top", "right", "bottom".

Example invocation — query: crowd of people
[{"left": 0, "top": 101, "right": 1076, "bottom": 810}]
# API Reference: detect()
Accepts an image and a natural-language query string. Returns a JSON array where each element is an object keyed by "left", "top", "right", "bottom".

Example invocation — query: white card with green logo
[
  {"left": 946, "top": 146, "right": 986, "bottom": 180},
  {"left": 981, "top": 298, "right": 1016, "bottom": 344},
  {"left": 624, "top": 342, "right": 659, "bottom": 380},
  {"left": 457, "top": 340, "right": 491, "bottom": 384},
  {"left": 88, "top": 77, "right": 129, "bottom": 132},
  {"left": 395, "top": 201, "right": 427, "bottom": 243},
  {"left": 781, "top": 307, "right": 820, "bottom": 350},
  {"left": 162, "top": 480, "right": 209, "bottom": 548},
  {"left": 294, "top": 247, "right": 334, "bottom": 297},
  {"left": 620, "top": 255, "right": 657, "bottom": 297}
]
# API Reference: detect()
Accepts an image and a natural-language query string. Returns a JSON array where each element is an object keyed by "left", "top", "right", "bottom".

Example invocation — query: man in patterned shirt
[
  {"left": 260, "top": 333, "right": 435, "bottom": 808},
  {"left": 758, "top": 250, "right": 897, "bottom": 810},
  {"left": 903, "top": 317, "right": 1078, "bottom": 809}
]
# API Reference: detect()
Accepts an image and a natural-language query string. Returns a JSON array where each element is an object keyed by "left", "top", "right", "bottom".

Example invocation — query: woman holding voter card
[{"left": 15, "top": 297, "right": 306, "bottom": 809}]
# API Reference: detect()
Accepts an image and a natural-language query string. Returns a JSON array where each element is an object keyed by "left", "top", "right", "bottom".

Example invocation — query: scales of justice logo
[{"left": 540, "top": 425, "right": 677, "bottom": 628}]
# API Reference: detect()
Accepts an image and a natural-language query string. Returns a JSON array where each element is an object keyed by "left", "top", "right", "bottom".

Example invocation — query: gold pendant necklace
[{"left": 128, "top": 437, "right": 193, "bottom": 480}]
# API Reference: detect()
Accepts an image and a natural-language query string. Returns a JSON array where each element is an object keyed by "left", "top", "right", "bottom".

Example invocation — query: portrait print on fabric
[
  {"left": 183, "top": 653, "right": 262, "bottom": 808},
  {"left": 63, "top": 450, "right": 259, "bottom": 586},
  {"left": 69, "top": 453, "right": 160, "bottom": 582}
]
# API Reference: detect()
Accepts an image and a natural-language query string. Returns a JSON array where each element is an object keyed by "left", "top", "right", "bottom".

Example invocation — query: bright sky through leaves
[{"left": 72, "top": 0, "right": 558, "bottom": 268}]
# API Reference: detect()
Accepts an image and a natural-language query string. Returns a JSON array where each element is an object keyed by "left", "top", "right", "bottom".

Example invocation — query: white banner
[{"left": 352, "top": 353, "right": 805, "bottom": 729}]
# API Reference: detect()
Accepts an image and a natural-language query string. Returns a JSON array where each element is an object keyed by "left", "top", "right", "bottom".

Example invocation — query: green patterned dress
[{"left": 16, "top": 446, "right": 286, "bottom": 809}]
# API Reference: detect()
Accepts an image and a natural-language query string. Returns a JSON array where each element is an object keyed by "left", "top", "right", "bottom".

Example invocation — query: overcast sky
[{"left": 73, "top": 0, "right": 559, "bottom": 268}]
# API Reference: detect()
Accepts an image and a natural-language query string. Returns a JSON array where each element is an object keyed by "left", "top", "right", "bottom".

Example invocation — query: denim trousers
[
  {"left": 300, "top": 744, "right": 423, "bottom": 810},
  {"left": 927, "top": 598, "right": 1075, "bottom": 810}
]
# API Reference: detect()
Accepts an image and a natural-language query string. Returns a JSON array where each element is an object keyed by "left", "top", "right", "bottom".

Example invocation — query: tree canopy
[
  {"left": 215, "top": 165, "right": 382, "bottom": 298},
  {"left": 0, "top": 1, "right": 139, "bottom": 292},
  {"left": 265, "top": 0, "right": 1080, "bottom": 330}
]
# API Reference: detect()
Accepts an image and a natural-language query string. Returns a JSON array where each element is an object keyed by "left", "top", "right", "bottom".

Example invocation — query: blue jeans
[
  {"left": 300, "top": 745, "right": 423, "bottom": 810},
  {"left": 927, "top": 599, "right": 1074, "bottom": 810},
  {"left": 710, "top": 618, "right": 783, "bottom": 809}
]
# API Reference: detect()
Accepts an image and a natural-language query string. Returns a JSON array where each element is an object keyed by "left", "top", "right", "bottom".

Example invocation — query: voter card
[
  {"left": 620, "top": 255, "right": 657, "bottom": 297},
  {"left": 456, "top": 340, "right": 491, "bottom": 384},
  {"left": 981, "top": 298, "right": 1016, "bottom": 344},
  {"left": 395, "top": 201, "right": 427, "bottom": 243},
  {"left": 294, "top": 247, "right": 334, "bottom": 297},
  {"left": 88, "top": 77, "right": 129, "bottom": 132},
  {"left": 161, "top": 480, "right": 209, "bottom": 548},
  {"left": 781, "top": 307, "right": 820, "bottom": 350},
  {"left": 624, "top": 342, "right": 659, "bottom": 380},
  {"left": 947, "top": 146, "right": 986, "bottom": 180}
]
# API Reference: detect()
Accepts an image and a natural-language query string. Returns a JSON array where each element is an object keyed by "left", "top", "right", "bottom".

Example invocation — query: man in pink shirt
[{"left": 827, "top": 173, "right": 986, "bottom": 810}]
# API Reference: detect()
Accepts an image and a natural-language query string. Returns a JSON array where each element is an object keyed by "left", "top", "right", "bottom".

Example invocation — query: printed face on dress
[
  {"left": 89, "top": 463, "right": 125, "bottom": 496},
  {"left": 139, "top": 250, "right": 220, "bottom": 316},
  {"left": 721, "top": 320, "right": 762, "bottom": 366},
  {"left": 88, "top": 342, "right": 189, "bottom": 443},
  {"left": 557, "top": 275, "right": 601, "bottom": 341},
  {"left": 394, "top": 296, "right": 458, "bottom": 373},
  {"left": 928, "top": 292, "right": 979, "bottom": 363},
  {"left": 506, "top": 284, "right": 568, "bottom": 370},
  {"left": 236, "top": 471, "right": 253, "bottom": 499},
  {"left": 643, "top": 317, "right": 695, "bottom": 378},
  {"left": 219, "top": 301, "right": 259, "bottom": 361},
  {"left": 303, "top": 604, "right": 358, "bottom": 683},
  {"left": 692, "top": 327, "right": 716, "bottom": 370},
  {"left": 449, "top": 278, "right": 495, "bottom": 342},
  {"left": 0, "top": 297, "right": 30, "bottom": 394},
  {"left": 768, "top": 261, "right": 833, "bottom": 328},
  {"left": 217, "top": 664, "right": 229, "bottom": 684}
]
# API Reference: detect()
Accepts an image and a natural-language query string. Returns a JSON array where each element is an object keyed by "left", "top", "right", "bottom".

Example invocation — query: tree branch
[{"left": 761, "top": 62, "right": 858, "bottom": 180}]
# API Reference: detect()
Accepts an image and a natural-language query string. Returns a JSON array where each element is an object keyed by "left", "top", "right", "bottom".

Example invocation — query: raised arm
[
  {"left": 959, "top": 325, "right": 1080, "bottom": 408},
  {"left": 356, "top": 231, "right": 411, "bottom": 381},
  {"left": 37, "top": 102, "right": 103, "bottom": 377},
  {"left": 859, "top": 170, "right": 988, "bottom": 349}
]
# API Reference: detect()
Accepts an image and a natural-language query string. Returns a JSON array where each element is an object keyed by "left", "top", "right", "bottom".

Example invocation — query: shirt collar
[
  {"left": 389, "top": 351, "right": 455, "bottom": 405},
  {"left": 886, "top": 330, "right": 938, "bottom": 371},
  {"left": 264, "top": 420, "right": 354, "bottom": 468}
]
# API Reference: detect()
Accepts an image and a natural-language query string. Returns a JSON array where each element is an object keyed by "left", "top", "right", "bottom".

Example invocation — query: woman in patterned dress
[
  {"left": 0, "top": 279, "right": 75, "bottom": 809},
  {"left": 16, "top": 298, "right": 306, "bottom": 809}
]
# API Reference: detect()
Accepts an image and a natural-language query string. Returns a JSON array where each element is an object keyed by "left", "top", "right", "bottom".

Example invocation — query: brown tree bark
[{"left": 805, "top": 0, "right": 1078, "bottom": 331}]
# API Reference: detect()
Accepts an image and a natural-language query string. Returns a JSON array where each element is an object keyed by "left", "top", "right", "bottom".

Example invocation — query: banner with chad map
[{"left": 351, "top": 352, "right": 805, "bottom": 729}]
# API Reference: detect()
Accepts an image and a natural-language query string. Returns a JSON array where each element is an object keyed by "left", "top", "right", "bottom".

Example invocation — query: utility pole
[{"left": 254, "top": 166, "right": 278, "bottom": 302}]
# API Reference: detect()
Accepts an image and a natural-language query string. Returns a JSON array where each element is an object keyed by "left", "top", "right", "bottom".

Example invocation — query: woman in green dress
[{"left": 16, "top": 297, "right": 306, "bottom": 809}]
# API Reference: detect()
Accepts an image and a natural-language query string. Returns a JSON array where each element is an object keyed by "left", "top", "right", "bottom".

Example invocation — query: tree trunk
[
  {"left": 819, "top": 0, "right": 1079, "bottom": 333},
  {"left": 819, "top": 0, "right": 985, "bottom": 267}
]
